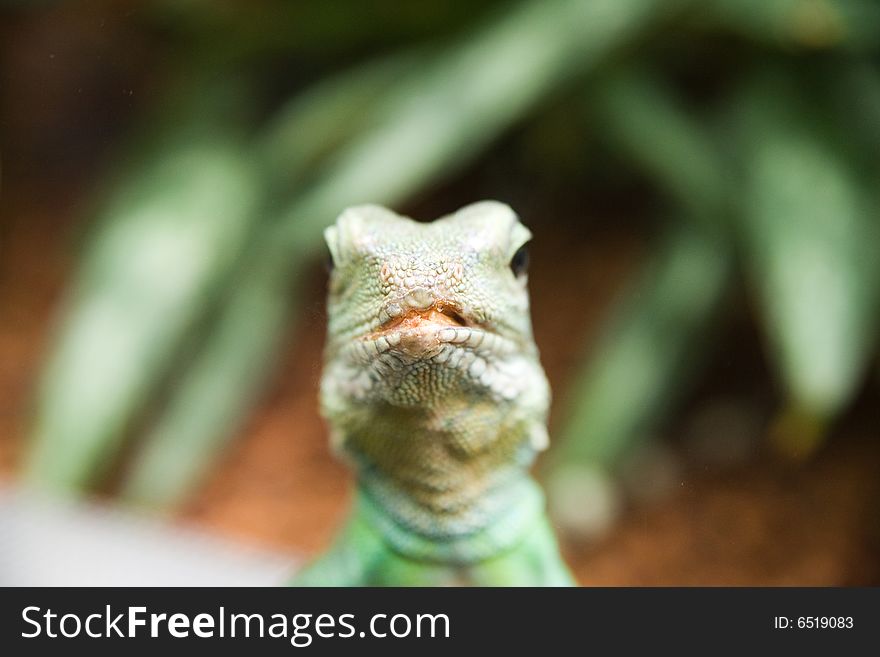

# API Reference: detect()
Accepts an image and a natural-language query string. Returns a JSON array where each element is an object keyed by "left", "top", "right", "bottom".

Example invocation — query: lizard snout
[{"left": 403, "top": 287, "right": 434, "bottom": 310}]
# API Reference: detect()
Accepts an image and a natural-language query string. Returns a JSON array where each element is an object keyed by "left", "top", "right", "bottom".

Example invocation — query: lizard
[{"left": 291, "top": 201, "right": 575, "bottom": 586}]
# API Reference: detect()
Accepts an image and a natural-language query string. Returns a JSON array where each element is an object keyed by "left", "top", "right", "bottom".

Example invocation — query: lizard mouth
[
  {"left": 374, "top": 304, "right": 469, "bottom": 335},
  {"left": 343, "top": 303, "right": 511, "bottom": 364}
]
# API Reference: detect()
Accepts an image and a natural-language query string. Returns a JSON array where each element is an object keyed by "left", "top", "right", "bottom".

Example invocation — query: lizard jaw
[
  {"left": 363, "top": 305, "right": 473, "bottom": 359},
  {"left": 347, "top": 320, "right": 513, "bottom": 365},
  {"left": 337, "top": 305, "right": 520, "bottom": 400}
]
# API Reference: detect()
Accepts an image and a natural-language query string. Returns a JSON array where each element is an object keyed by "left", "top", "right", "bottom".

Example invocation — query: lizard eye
[
  {"left": 509, "top": 243, "right": 530, "bottom": 278},
  {"left": 324, "top": 248, "right": 335, "bottom": 274}
]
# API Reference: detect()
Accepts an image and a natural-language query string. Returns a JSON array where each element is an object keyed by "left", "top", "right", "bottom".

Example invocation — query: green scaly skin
[{"left": 291, "top": 202, "right": 575, "bottom": 586}]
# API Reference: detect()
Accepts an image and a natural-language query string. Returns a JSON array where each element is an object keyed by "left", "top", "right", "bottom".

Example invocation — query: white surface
[{"left": 0, "top": 486, "right": 298, "bottom": 586}]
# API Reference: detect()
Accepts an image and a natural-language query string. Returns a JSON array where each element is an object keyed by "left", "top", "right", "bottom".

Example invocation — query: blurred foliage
[
  {"left": 735, "top": 71, "right": 880, "bottom": 446},
  {"left": 18, "top": 0, "right": 880, "bottom": 531}
]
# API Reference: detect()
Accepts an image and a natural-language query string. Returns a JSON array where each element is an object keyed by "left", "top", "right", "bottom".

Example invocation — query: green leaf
[
  {"left": 119, "top": 254, "right": 302, "bottom": 508},
  {"left": 736, "top": 73, "right": 880, "bottom": 421},
  {"left": 550, "top": 224, "right": 732, "bottom": 470},
  {"left": 254, "top": 51, "right": 428, "bottom": 195},
  {"left": 544, "top": 68, "right": 734, "bottom": 534},
  {"left": 548, "top": 68, "right": 733, "bottom": 468},
  {"left": 591, "top": 67, "right": 728, "bottom": 220},
  {"left": 25, "top": 133, "right": 261, "bottom": 491},
  {"left": 704, "top": 0, "right": 880, "bottom": 51}
]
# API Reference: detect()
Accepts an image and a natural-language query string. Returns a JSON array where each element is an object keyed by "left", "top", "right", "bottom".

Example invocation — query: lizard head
[
  {"left": 321, "top": 200, "right": 551, "bottom": 459},
  {"left": 324, "top": 200, "right": 534, "bottom": 351},
  {"left": 321, "top": 201, "right": 545, "bottom": 408}
]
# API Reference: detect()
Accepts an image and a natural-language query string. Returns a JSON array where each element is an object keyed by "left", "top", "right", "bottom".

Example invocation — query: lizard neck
[
  {"left": 336, "top": 395, "right": 541, "bottom": 552},
  {"left": 355, "top": 472, "right": 545, "bottom": 564},
  {"left": 322, "top": 340, "right": 552, "bottom": 563}
]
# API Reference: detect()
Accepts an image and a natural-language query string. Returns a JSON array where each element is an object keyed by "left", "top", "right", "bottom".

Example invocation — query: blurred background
[{"left": 1, "top": 0, "right": 879, "bottom": 585}]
